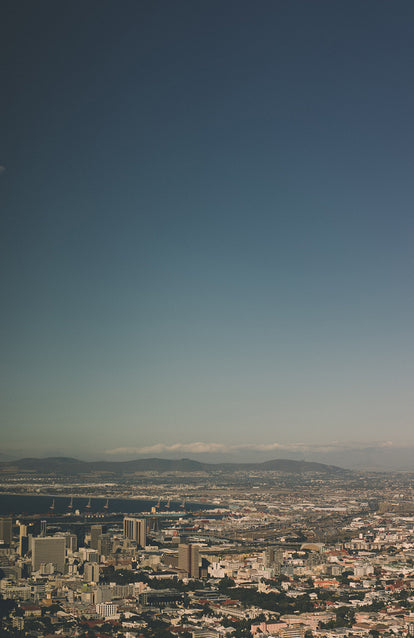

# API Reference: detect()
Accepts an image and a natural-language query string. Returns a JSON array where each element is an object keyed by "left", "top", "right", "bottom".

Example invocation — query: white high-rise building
[{"left": 96, "top": 601, "right": 117, "bottom": 617}]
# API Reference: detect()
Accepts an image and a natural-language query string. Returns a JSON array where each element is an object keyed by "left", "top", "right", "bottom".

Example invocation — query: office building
[
  {"left": 32, "top": 536, "right": 66, "bottom": 573},
  {"left": 98, "top": 534, "right": 112, "bottom": 557},
  {"left": 178, "top": 543, "right": 200, "bottom": 578},
  {"left": 18, "top": 524, "right": 28, "bottom": 556},
  {"left": 65, "top": 533, "right": 78, "bottom": 552},
  {"left": 90, "top": 525, "right": 102, "bottom": 550},
  {"left": 96, "top": 602, "right": 117, "bottom": 617},
  {"left": 123, "top": 517, "right": 146, "bottom": 547},
  {"left": 84, "top": 562, "right": 100, "bottom": 582},
  {"left": 79, "top": 547, "right": 99, "bottom": 562},
  {"left": 263, "top": 547, "right": 283, "bottom": 570},
  {"left": 0, "top": 517, "right": 12, "bottom": 545}
]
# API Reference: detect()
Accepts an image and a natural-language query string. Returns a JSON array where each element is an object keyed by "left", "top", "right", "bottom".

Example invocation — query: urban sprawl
[{"left": 1, "top": 468, "right": 414, "bottom": 638}]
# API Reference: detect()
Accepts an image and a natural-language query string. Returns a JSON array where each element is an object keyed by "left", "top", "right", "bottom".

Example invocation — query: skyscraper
[
  {"left": 32, "top": 536, "right": 66, "bottom": 572},
  {"left": 0, "top": 517, "right": 12, "bottom": 545},
  {"left": 123, "top": 517, "right": 146, "bottom": 547},
  {"left": 97, "top": 534, "right": 112, "bottom": 557},
  {"left": 90, "top": 524, "right": 103, "bottom": 550},
  {"left": 84, "top": 562, "right": 100, "bottom": 582},
  {"left": 65, "top": 533, "right": 78, "bottom": 552},
  {"left": 19, "top": 523, "right": 28, "bottom": 556},
  {"left": 178, "top": 543, "right": 200, "bottom": 578}
]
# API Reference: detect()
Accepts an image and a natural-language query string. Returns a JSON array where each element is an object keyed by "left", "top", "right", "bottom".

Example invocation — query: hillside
[{"left": 0, "top": 456, "right": 344, "bottom": 475}]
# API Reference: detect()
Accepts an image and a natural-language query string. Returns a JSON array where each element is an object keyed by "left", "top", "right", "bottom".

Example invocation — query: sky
[{"left": 2, "top": 1, "right": 414, "bottom": 467}]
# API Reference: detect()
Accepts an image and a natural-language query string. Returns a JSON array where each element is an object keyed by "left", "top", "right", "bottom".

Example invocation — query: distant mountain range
[{"left": 0, "top": 456, "right": 345, "bottom": 475}]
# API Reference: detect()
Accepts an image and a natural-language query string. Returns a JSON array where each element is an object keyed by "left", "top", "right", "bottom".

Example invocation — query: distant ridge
[{"left": 0, "top": 456, "right": 345, "bottom": 475}]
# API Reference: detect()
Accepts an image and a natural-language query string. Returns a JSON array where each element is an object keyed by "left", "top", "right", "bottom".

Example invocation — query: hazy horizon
[{"left": 3, "top": 440, "right": 414, "bottom": 472}]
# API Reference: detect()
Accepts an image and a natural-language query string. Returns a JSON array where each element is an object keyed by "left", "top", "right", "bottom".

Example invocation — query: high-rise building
[
  {"left": 123, "top": 517, "right": 146, "bottom": 547},
  {"left": 178, "top": 543, "right": 200, "bottom": 578},
  {"left": 97, "top": 534, "right": 112, "bottom": 557},
  {"left": 40, "top": 520, "right": 47, "bottom": 536},
  {"left": 19, "top": 524, "right": 28, "bottom": 556},
  {"left": 65, "top": 533, "right": 78, "bottom": 552},
  {"left": 96, "top": 602, "right": 117, "bottom": 618},
  {"left": 90, "top": 525, "right": 103, "bottom": 550},
  {"left": 0, "top": 517, "right": 12, "bottom": 545},
  {"left": 263, "top": 547, "right": 283, "bottom": 574},
  {"left": 84, "top": 562, "right": 100, "bottom": 582},
  {"left": 32, "top": 537, "right": 66, "bottom": 572},
  {"left": 79, "top": 547, "right": 99, "bottom": 562}
]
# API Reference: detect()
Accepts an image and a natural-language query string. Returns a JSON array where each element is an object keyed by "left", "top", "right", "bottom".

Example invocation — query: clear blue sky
[{"left": 2, "top": 1, "right": 414, "bottom": 461}]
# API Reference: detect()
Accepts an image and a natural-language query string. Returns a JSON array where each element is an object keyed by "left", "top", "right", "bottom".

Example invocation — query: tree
[
  {"left": 46, "top": 603, "right": 63, "bottom": 613},
  {"left": 201, "top": 602, "right": 214, "bottom": 616},
  {"left": 335, "top": 607, "right": 355, "bottom": 628},
  {"left": 218, "top": 577, "right": 235, "bottom": 592},
  {"left": 0, "top": 595, "right": 16, "bottom": 619}
]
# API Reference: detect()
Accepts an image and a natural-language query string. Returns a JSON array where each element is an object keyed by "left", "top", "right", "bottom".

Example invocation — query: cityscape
[{"left": 2, "top": 461, "right": 414, "bottom": 637}]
